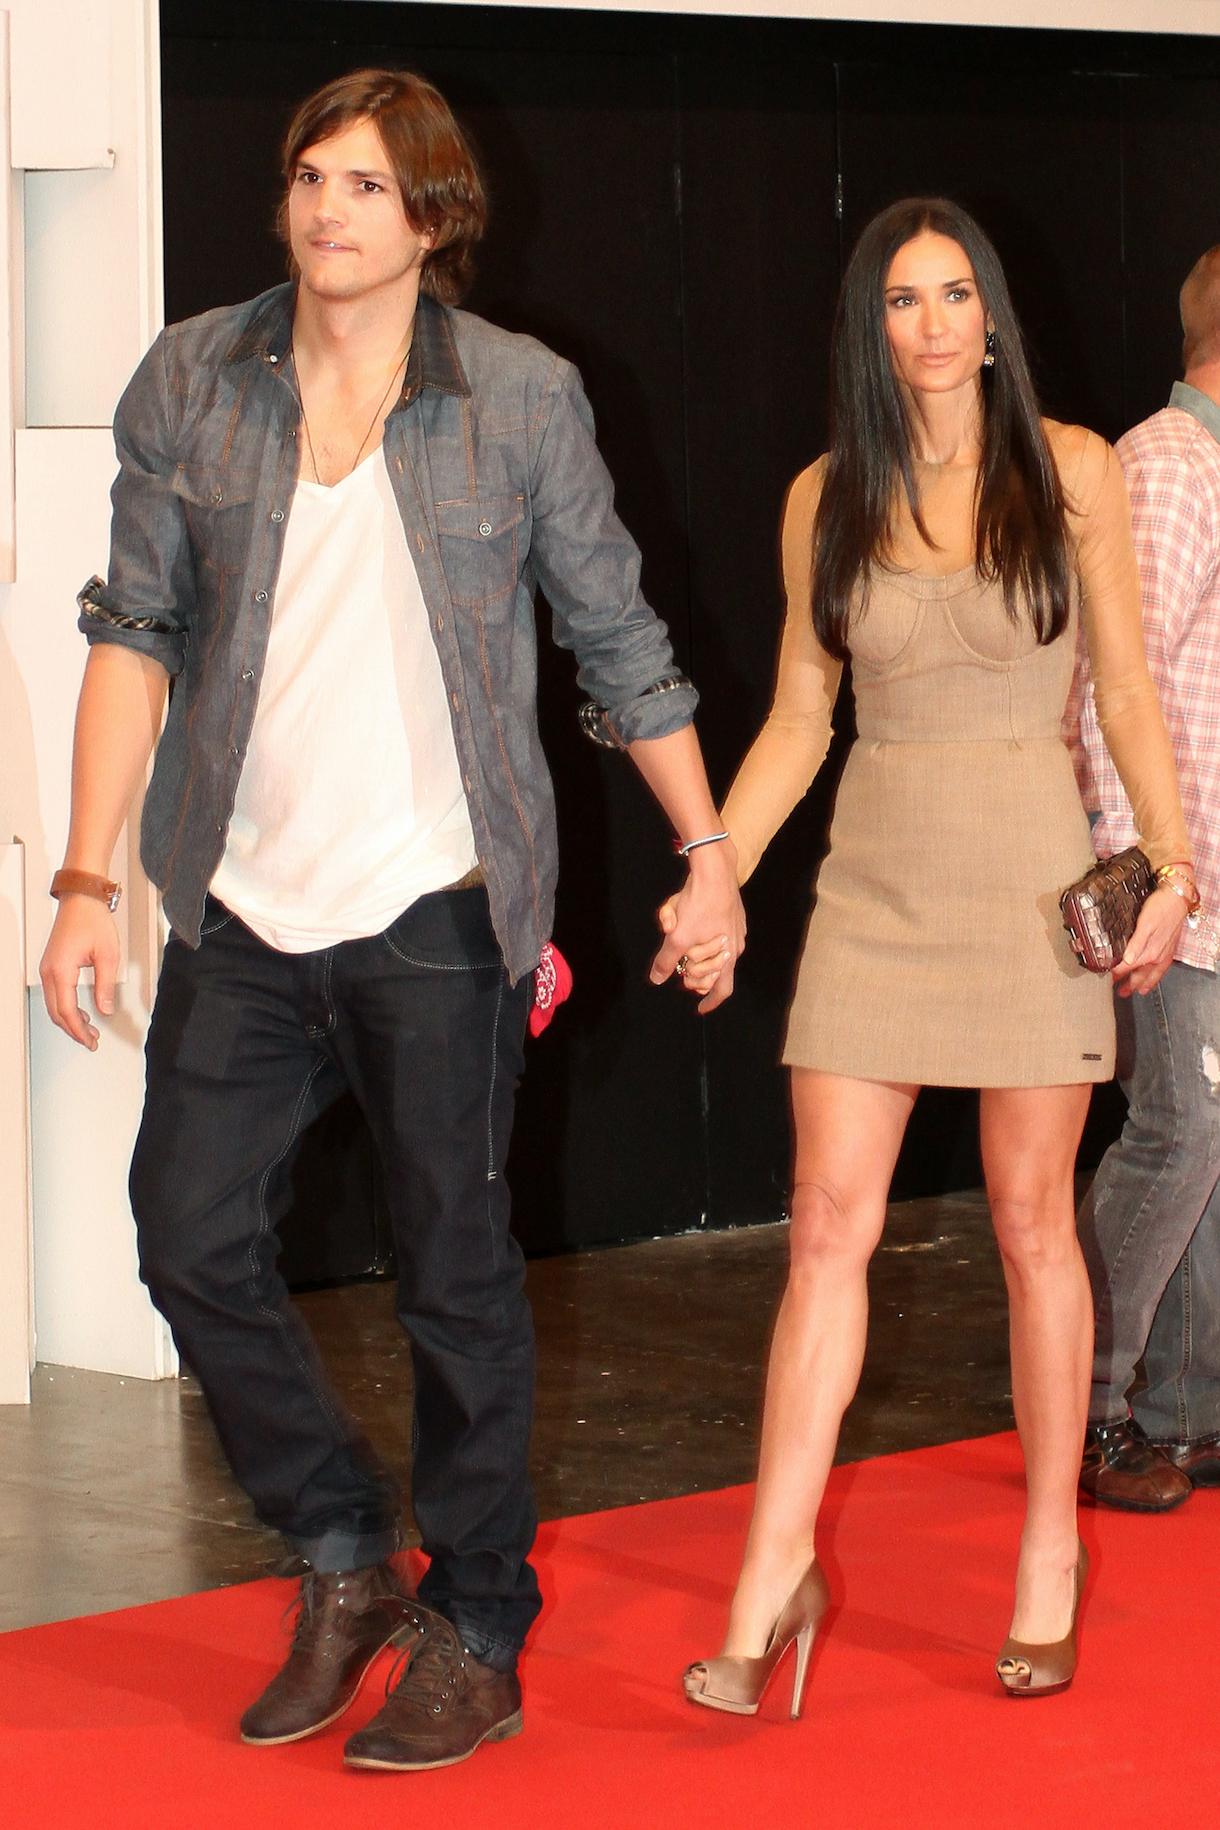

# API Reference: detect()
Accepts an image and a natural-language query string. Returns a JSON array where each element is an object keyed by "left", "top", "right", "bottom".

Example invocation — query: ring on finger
[{"left": 677, "top": 954, "right": 691, "bottom": 974}]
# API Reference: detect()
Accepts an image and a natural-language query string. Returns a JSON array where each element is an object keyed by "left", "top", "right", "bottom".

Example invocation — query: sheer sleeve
[
  {"left": 720, "top": 460, "right": 843, "bottom": 885},
  {"left": 1064, "top": 428, "right": 1193, "bottom": 871}
]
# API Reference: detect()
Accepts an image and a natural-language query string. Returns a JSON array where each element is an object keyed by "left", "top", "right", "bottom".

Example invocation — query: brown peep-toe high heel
[
  {"left": 995, "top": 1540, "right": 1089, "bottom": 1698},
  {"left": 683, "top": 1561, "right": 831, "bottom": 1720}
]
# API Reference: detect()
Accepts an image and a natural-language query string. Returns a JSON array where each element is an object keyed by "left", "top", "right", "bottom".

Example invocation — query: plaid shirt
[{"left": 1066, "top": 382, "right": 1220, "bottom": 971}]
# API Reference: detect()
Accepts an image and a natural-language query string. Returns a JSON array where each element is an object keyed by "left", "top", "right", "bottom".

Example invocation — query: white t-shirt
[{"left": 210, "top": 447, "right": 478, "bottom": 952}]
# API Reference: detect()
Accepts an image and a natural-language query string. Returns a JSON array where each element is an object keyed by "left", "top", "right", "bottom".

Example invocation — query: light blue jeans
[{"left": 1079, "top": 962, "right": 1220, "bottom": 1439}]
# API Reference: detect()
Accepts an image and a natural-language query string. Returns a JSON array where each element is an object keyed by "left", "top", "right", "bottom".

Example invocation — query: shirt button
[
  {"left": 241, "top": 668, "right": 254, "bottom": 681},
  {"left": 436, "top": 615, "right": 443, "bottom": 632},
  {"left": 479, "top": 521, "right": 492, "bottom": 537},
  {"left": 213, "top": 490, "right": 223, "bottom": 504},
  {"left": 289, "top": 428, "right": 297, "bottom": 439},
  {"left": 270, "top": 510, "right": 283, "bottom": 523},
  {"left": 268, "top": 353, "right": 279, "bottom": 365},
  {"left": 230, "top": 746, "right": 239, "bottom": 758},
  {"left": 254, "top": 590, "right": 268, "bottom": 603},
  {"left": 216, "top": 822, "right": 224, "bottom": 833}
]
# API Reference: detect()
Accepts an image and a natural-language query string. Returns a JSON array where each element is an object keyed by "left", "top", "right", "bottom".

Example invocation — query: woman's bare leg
[
  {"left": 980, "top": 1084, "right": 1093, "bottom": 1646},
  {"left": 722, "top": 1069, "right": 917, "bottom": 1657}
]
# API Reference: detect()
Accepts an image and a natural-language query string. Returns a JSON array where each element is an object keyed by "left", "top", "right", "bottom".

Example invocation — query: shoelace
[
  {"left": 282, "top": 1572, "right": 332, "bottom": 1653},
  {"left": 281, "top": 1571, "right": 406, "bottom": 1659},
  {"left": 381, "top": 1619, "right": 466, "bottom": 1716}
]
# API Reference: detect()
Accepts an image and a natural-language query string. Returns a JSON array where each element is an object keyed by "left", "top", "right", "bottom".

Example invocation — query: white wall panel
[
  {"left": 1, "top": 428, "right": 128, "bottom": 985},
  {"left": 1, "top": 426, "right": 167, "bottom": 1379},
  {"left": 0, "top": 841, "right": 33, "bottom": 1404},
  {"left": 403, "top": 0, "right": 1220, "bottom": 31},
  {"left": 2, "top": 0, "right": 169, "bottom": 1379},
  {"left": 9, "top": 0, "right": 112, "bottom": 172},
  {"left": 0, "top": 16, "right": 15, "bottom": 585},
  {"left": 22, "top": 0, "right": 160, "bottom": 428},
  {"left": 28, "top": 982, "right": 171, "bottom": 1379}
]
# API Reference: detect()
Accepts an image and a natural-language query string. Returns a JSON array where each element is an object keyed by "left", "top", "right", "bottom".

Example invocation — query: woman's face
[{"left": 883, "top": 232, "right": 990, "bottom": 398}]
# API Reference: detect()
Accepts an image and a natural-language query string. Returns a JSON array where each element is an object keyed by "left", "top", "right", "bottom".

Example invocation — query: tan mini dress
[
  {"left": 785, "top": 566, "right": 1104, "bottom": 1085},
  {"left": 722, "top": 427, "right": 1193, "bottom": 1091}
]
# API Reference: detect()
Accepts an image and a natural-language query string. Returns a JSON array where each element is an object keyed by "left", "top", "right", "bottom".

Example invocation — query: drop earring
[{"left": 982, "top": 328, "right": 996, "bottom": 369}]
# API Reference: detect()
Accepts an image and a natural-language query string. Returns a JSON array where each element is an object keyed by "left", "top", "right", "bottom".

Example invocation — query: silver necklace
[{"left": 292, "top": 340, "right": 411, "bottom": 485}]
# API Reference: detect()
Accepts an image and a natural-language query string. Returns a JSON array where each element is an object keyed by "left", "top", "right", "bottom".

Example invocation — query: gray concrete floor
[{"left": 0, "top": 1188, "right": 1014, "bottom": 1633}]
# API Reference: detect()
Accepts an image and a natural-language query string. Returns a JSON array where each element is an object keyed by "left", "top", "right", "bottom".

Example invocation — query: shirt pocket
[
  {"left": 171, "top": 463, "right": 261, "bottom": 572},
  {"left": 433, "top": 495, "right": 526, "bottom": 610}
]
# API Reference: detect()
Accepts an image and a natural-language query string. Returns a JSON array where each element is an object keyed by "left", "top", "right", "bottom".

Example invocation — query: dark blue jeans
[{"left": 130, "top": 886, "right": 539, "bottom": 1671}]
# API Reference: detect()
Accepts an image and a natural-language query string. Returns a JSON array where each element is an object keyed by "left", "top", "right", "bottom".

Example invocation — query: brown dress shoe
[
  {"left": 344, "top": 1610, "right": 523, "bottom": 1771},
  {"left": 1079, "top": 1416, "right": 1193, "bottom": 1513},
  {"left": 240, "top": 1563, "right": 423, "bottom": 1746},
  {"left": 1160, "top": 1432, "right": 1220, "bottom": 1487}
]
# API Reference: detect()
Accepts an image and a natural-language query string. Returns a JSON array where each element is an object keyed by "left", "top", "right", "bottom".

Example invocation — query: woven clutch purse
[{"left": 1059, "top": 847, "right": 1154, "bottom": 973}]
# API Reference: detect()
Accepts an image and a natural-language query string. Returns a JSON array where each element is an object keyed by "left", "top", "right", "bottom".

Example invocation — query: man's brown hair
[
  {"left": 278, "top": 68, "right": 487, "bottom": 303},
  {"left": 1181, "top": 244, "right": 1220, "bottom": 371}
]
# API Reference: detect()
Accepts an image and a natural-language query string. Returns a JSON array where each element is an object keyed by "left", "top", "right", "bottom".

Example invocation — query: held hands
[
  {"left": 39, "top": 895, "right": 121, "bottom": 1049},
  {"left": 1111, "top": 882, "right": 1189, "bottom": 998},
  {"left": 649, "top": 838, "right": 746, "bottom": 1014}
]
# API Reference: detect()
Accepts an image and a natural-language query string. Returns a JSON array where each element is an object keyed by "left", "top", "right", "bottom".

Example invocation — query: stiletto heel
[
  {"left": 683, "top": 1561, "right": 830, "bottom": 1720},
  {"left": 789, "top": 1621, "right": 815, "bottom": 1720},
  {"left": 996, "top": 1540, "right": 1089, "bottom": 1698}
]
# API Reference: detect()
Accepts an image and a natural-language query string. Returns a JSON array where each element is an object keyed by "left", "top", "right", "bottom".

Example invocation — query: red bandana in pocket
[{"left": 529, "top": 942, "right": 573, "bottom": 1037}]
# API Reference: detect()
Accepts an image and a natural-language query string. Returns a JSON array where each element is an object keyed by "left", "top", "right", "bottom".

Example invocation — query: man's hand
[
  {"left": 40, "top": 895, "right": 121, "bottom": 1049},
  {"left": 649, "top": 839, "right": 746, "bottom": 1014},
  {"left": 1111, "top": 883, "right": 1189, "bottom": 998}
]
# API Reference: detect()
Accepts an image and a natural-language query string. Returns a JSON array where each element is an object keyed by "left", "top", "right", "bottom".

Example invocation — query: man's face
[{"left": 288, "top": 116, "right": 433, "bottom": 303}]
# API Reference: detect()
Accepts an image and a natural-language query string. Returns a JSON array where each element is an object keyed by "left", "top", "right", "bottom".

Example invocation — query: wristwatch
[{"left": 49, "top": 869, "right": 122, "bottom": 913}]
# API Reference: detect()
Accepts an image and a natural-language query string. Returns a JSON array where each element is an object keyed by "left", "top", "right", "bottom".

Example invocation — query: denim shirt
[{"left": 80, "top": 284, "right": 697, "bottom": 980}]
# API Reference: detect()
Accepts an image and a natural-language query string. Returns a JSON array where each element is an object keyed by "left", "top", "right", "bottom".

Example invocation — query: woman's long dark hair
[{"left": 811, "top": 198, "right": 1071, "bottom": 658}]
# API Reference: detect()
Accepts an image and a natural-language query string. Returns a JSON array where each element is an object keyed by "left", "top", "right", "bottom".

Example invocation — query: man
[
  {"left": 40, "top": 69, "right": 743, "bottom": 1771},
  {"left": 1069, "top": 245, "right": 1220, "bottom": 1514}
]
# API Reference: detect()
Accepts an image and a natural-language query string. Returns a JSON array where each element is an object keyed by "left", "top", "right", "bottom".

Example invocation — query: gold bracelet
[{"left": 1155, "top": 864, "right": 1202, "bottom": 928}]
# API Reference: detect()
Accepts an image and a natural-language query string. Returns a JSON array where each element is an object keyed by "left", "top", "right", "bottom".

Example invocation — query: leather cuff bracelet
[{"left": 50, "top": 869, "right": 122, "bottom": 913}]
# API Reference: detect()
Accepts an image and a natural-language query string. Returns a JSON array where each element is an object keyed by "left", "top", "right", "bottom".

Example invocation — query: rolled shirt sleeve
[
  {"left": 526, "top": 360, "right": 698, "bottom": 746},
  {"left": 77, "top": 331, "right": 195, "bottom": 678}
]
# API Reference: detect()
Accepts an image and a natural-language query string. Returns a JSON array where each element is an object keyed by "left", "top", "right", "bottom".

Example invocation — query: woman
[{"left": 677, "top": 198, "right": 1198, "bottom": 1709}]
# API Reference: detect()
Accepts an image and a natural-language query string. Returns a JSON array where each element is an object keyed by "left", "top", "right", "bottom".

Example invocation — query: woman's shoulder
[
  {"left": 779, "top": 456, "right": 828, "bottom": 590},
  {"left": 784, "top": 453, "right": 829, "bottom": 527},
  {"left": 1041, "top": 418, "right": 1115, "bottom": 507}
]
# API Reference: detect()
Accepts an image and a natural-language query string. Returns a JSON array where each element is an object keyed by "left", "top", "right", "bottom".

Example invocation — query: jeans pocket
[{"left": 381, "top": 887, "right": 502, "bottom": 972}]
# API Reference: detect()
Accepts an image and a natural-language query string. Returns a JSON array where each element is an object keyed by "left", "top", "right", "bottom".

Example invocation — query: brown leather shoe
[
  {"left": 344, "top": 1610, "right": 523, "bottom": 1771},
  {"left": 240, "top": 1563, "right": 423, "bottom": 1746},
  {"left": 1079, "top": 1416, "right": 1193, "bottom": 1512},
  {"left": 1160, "top": 1431, "right": 1220, "bottom": 1487}
]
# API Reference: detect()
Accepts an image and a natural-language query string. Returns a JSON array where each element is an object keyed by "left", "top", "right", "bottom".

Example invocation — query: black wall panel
[
  {"left": 675, "top": 48, "right": 841, "bottom": 1225},
  {"left": 452, "top": 49, "right": 708, "bottom": 1251},
  {"left": 162, "top": 10, "right": 707, "bottom": 1260},
  {"left": 158, "top": 3, "right": 1220, "bottom": 1272},
  {"left": 838, "top": 63, "right": 1126, "bottom": 439},
  {"left": 1123, "top": 75, "right": 1220, "bottom": 427}
]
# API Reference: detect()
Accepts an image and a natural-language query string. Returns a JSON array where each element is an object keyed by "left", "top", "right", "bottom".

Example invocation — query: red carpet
[{"left": 3, "top": 1431, "right": 1218, "bottom": 1829}]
